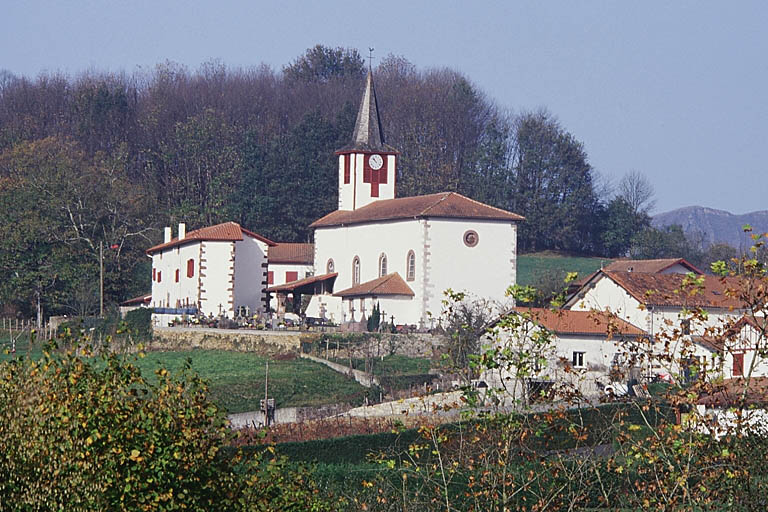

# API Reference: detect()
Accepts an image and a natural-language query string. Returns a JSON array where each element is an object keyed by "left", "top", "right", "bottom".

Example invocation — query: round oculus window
[{"left": 463, "top": 230, "right": 479, "bottom": 247}]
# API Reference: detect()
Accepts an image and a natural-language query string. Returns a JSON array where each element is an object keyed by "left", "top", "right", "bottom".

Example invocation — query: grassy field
[
  {"left": 517, "top": 252, "right": 612, "bottom": 287},
  {"left": 134, "top": 350, "right": 369, "bottom": 413},
  {"left": 1, "top": 341, "right": 370, "bottom": 413}
]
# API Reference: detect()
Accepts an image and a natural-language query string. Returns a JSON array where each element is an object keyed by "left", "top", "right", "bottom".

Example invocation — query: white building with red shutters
[
  {"left": 146, "top": 222, "right": 274, "bottom": 326},
  {"left": 271, "top": 71, "right": 525, "bottom": 328},
  {"left": 266, "top": 243, "right": 314, "bottom": 311}
]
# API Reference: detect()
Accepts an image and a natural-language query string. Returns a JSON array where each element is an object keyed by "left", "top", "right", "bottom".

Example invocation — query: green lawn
[
  {"left": 517, "top": 252, "right": 612, "bottom": 287},
  {"left": 134, "top": 350, "right": 369, "bottom": 413},
  {"left": 332, "top": 354, "right": 431, "bottom": 376}
]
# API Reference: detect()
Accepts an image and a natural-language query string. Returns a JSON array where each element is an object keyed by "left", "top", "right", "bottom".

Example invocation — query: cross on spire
[{"left": 367, "top": 47, "right": 375, "bottom": 71}]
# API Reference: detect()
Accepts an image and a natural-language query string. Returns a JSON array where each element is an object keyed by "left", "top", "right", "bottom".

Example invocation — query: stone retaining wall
[
  {"left": 300, "top": 353, "right": 379, "bottom": 388},
  {"left": 150, "top": 326, "right": 320, "bottom": 354}
]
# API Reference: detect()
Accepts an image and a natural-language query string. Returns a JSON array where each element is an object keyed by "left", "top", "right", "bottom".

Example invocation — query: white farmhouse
[
  {"left": 565, "top": 270, "right": 749, "bottom": 379},
  {"left": 482, "top": 307, "right": 647, "bottom": 399},
  {"left": 296, "top": 71, "right": 523, "bottom": 328},
  {"left": 147, "top": 222, "right": 274, "bottom": 326}
]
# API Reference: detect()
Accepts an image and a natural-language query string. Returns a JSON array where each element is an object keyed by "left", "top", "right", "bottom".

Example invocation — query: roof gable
[
  {"left": 604, "top": 258, "right": 703, "bottom": 275},
  {"left": 572, "top": 270, "right": 747, "bottom": 309},
  {"left": 310, "top": 192, "right": 524, "bottom": 228},
  {"left": 333, "top": 272, "right": 415, "bottom": 298},
  {"left": 147, "top": 222, "right": 275, "bottom": 254}
]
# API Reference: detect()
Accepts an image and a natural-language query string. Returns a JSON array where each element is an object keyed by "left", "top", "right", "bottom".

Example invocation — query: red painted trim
[
  {"left": 267, "top": 271, "right": 274, "bottom": 285},
  {"left": 285, "top": 271, "right": 298, "bottom": 282}
]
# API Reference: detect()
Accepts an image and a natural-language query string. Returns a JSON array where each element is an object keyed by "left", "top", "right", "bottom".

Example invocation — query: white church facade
[{"left": 297, "top": 71, "right": 524, "bottom": 327}]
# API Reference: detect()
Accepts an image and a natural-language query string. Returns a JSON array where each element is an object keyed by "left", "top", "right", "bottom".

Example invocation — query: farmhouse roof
[
  {"left": 569, "top": 270, "right": 746, "bottom": 309},
  {"left": 310, "top": 192, "right": 524, "bottom": 228},
  {"left": 697, "top": 377, "right": 768, "bottom": 407},
  {"left": 336, "top": 71, "right": 397, "bottom": 153},
  {"left": 506, "top": 307, "right": 646, "bottom": 337},
  {"left": 268, "top": 243, "right": 314, "bottom": 264},
  {"left": 146, "top": 222, "right": 275, "bottom": 254},
  {"left": 333, "top": 272, "right": 415, "bottom": 298},
  {"left": 604, "top": 258, "right": 703, "bottom": 275}
]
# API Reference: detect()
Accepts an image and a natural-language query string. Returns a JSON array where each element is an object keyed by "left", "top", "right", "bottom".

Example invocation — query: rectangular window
[
  {"left": 175, "top": 269, "right": 179, "bottom": 282},
  {"left": 157, "top": 271, "right": 162, "bottom": 283},
  {"left": 343, "top": 155, "right": 350, "bottom": 184},
  {"left": 572, "top": 351, "right": 585, "bottom": 368},
  {"left": 267, "top": 271, "right": 274, "bottom": 285},
  {"left": 187, "top": 259, "right": 195, "bottom": 278},
  {"left": 733, "top": 353, "right": 744, "bottom": 377},
  {"left": 152, "top": 268, "right": 156, "bottom": 281},
  {"left": 286, "top": 271, "right": 298, "bottom": 283}
]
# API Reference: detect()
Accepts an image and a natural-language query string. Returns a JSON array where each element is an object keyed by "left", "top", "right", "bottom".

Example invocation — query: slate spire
[{"left": 345, "top": 71, "right": 389, "bottom": 151}]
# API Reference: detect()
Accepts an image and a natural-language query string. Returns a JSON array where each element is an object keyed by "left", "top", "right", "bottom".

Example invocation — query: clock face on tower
[{"left": 368, "top": 154, "right": 383, "bottom": 170}]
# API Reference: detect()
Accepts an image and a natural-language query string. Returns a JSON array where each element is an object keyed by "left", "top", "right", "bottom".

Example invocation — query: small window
[
  {"left": 379, "top": 253, "right": 388, "bottom": 277},
  {"left": 463, "top": 230, "right": 479, "bottom": 247},
  {"left": 267, "top": 271, "right": 274, "bottom": 285},
  {"left": 352, "top": 256, "right": 361, "bottom": 286},
  {"left": 157, "top": 271, "right": 162, "bottom": 283},
  {"left": 153, "top": 268, "right": 156, "bottom": 281},
  {"left": 327, "top": 259, "right": 335, "bottom": 273},
  {"left": 572, "top": 351, "right": 585, "bottom": 368},
  {"left": 175, "top": 269, "right": 179, "bottom": 282},
  {"left": 187, "top": 259, "right": 195, "bottom": 278},
  {"left": 286, "top": 271, "right": 298, "bottom": 283},
  {"left": 733, "top": 353, "right": 744, "bottom": 377},
  {"left": 406, "top": 251, "right": 416, "bottom": 281}
]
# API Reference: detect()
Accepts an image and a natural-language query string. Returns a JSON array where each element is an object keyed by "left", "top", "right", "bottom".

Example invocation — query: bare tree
[{"left": 618, "top": 169, "right": 656, "bottom": 215}]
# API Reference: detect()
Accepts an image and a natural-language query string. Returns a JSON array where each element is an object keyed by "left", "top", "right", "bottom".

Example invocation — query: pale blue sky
[{"left": 2, "top": 1, "right": 767, "bottom": 214}]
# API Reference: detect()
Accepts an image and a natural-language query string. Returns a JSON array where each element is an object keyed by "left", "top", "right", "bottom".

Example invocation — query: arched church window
[
  {"left": 379, "top": 253, "right": 388, "bottom": 277},
  {"left": 406, "top": 251, "right": 416, "bottom": 281},
  {"left": 327, "top": 259, "right": 335, "bottom": 273},
  {"left": 352, "top": 256, "right": 361, "bottom": 285}
]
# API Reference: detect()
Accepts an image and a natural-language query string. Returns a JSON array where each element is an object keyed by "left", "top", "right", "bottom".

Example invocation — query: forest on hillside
[{"left": 0, "top": 45, "right": 724, "bottom": 318}]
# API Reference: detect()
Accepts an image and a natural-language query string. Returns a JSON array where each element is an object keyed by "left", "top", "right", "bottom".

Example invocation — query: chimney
[
  {"left": 178, "top": 223, "right": 186, "bottom": 240},
  {"left": 164, "top": 227, "right": 172, "bottom": 243}
]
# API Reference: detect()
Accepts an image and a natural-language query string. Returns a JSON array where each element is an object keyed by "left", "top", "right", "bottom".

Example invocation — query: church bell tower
[{"left": 335, "top": 71, "right": 399, "bottom": 211}]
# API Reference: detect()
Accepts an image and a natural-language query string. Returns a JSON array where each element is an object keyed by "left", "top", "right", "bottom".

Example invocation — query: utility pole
[{"left": 99, "top": 241, "right": 104, "bottom": 317}]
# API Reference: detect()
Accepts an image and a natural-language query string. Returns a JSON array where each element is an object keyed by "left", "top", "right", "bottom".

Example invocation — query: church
[{"left": 268, "top": 71, "right": 525, "bottom": 328}]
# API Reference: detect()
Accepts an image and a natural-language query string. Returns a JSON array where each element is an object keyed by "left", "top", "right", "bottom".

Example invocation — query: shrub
[{"left": 0, "top": 335, "right": 336, "bottom": 511}]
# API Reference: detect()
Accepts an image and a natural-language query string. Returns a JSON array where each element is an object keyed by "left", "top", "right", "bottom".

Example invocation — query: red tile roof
[
  {"left": 604, "top": 258, "right": 703, "bottom": 275},
  {"left": 310, "top": 192, "right": 524, "bottom": 228},
  {"left": 603, "top": 271, "right": 746, "bottom": 309},
  {"left": 508, "top": 307, "right": 646, "bottom": 337},
  {"left": 268, "top": 243, "right": 314, "bottom": 264},
  {"left": 146, "top": 222, "right": 275, "bottom": 254},
  {"left": 266, "top": 273, "right": 337, "bottom": 293},
  {"left": 120, "top": 294, "right": 152, "bottom": 306},
  {"left": 333, "top": 272, "right": 415, "bottom": 298},
  {"left": 697, "top": 377, "right": 768, "bottom": 407}
]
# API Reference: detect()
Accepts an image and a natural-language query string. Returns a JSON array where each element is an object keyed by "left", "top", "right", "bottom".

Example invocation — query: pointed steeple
[{"left": 341, "top": 71, "right": 393, "bottom": 152}]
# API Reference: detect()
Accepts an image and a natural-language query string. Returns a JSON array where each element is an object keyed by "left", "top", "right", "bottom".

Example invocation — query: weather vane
[{"left": 368, "top": 47, "right": 375, "bottom": 71}]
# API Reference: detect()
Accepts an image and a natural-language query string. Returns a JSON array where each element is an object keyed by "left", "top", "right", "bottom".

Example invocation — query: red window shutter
[
  {"left": 153, "top": 268, "right": 156, "bottom": 281},
  {"left": 344, "top": 155, "right": 350, "bottom": 184},
  {"left": 157, "top": 271, "right": 162, "bottom": 283},
  {"left": 733, "top": 353, "right": 744, "bottom": 377},
  {"left": 175, "top": 269, "right": 179, "bottom": 282},
  {"left": 286, "top": 271, "right": 298, "bottom": 282},
  {"left": 187, "top": 259, "right": 194, "bottom": 278},
  {"left": 267, "top": 271, "right": 274, "bottom": 285}
]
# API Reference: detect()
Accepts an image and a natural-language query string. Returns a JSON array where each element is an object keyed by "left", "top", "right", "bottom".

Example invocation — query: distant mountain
[{"left": 652, "top": 206, "right": 768, "bottom": 249}]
